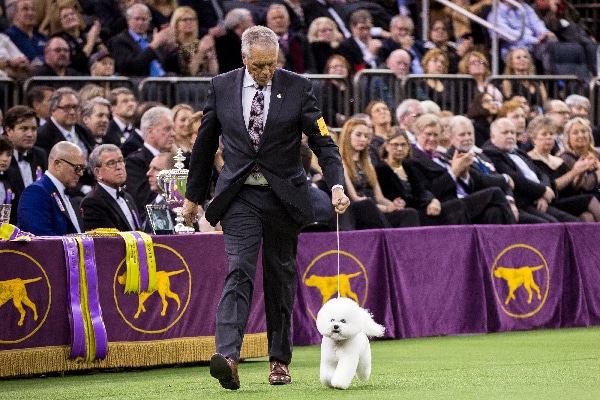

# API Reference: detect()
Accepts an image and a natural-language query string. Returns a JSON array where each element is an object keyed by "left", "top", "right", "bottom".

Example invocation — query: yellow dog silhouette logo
[
  {"left": 494, "top": 265, "right": 543, "bottom": 305},
  {"left": 118, "top": 270, "right": 184, "bottom": 319},
  {"left": 305, "top": 272, "right": 362, "bottom": 306},
  {"left": 0, "top": 277, "right": 41, "bottom": 326}
]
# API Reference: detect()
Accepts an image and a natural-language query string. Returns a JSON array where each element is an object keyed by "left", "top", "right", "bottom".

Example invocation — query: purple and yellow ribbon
[
  {"left": 0, "top": 222, "right": 34, "bottom": 241},
  {"left": 117, "top": 232, "right": 156, "bottom": 294}
]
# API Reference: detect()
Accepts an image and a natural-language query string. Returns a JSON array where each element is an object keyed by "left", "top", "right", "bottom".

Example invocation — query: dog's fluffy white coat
[{"left": 316, "top": 297, "right": 385, "bottom": 389}]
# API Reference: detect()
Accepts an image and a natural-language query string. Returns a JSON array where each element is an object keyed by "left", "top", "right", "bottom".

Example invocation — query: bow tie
[
  {"left": 117, "top": 187, "right": 127, "bottom": 199},
  {"left": 18, "top": 152, "right": 33, "bottom": 162},
  {"left": 123, "top": 126, "right": 135, "bottom": 134},
  {"left": 0, "top": 172, "right": 6, "bottom": 181}
]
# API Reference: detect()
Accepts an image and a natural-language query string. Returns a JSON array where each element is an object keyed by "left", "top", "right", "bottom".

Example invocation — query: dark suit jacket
[
  {"left": 125, "top": 145, "right": 156, "bottom": 214},
  {"left": 215, "top": 30, "right": 243, "bottom": 74},
  {"left": 374, "top": 160, "right": 434, "bottom": 209},
  {"left": 5, "top": 147, "right": 47, "bottom": 225},
  {"left": 102, "top": 119, "right": 125, "bottom": 147},
  {"left": 80, "top": 184, "right": 140, "bottom": 231},
  {"left": 30, "top": 63, "right": 81, "bottom": 77},
  {"left": 120, "top": 131, "right": 144, "bottom": 158},
  {"left": 36, "top": 120, "right": 95, "bottom": 157},
  {"left": 338, "top": 37, "right": 373, "bottom": 73},
  {"left": 108, "top": 30, "right": 179, "bottom": 77},
  {"left": 481, "top": 141, "right": 551, "bottom": 207},
  {"left": 17, "top": 174, "right": 82, "bottom": 236},
  {"left": 81, "top": 0, "right": 127, "bottom": 42},
  {"left": 186, "top": 67, "right": 345, "bottom": 227},
  {"left": 302, "top": 1, "right": 350, "bottom": 36}
]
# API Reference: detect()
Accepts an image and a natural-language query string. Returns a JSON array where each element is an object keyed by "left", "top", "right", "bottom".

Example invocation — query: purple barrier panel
[
  {"left": 475, "top": 224, "right": 571, "bottom": 332},
  {"left": 564, "top": 224, "right": 600, "bottom": 326},
  {"left": 293, "top": 229, "right": 391, "bottom": 346},
  {"left": 383, "top": 226, "right": 485, "bottom": 339}
]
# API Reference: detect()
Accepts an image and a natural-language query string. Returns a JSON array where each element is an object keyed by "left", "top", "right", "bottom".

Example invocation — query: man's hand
[
  {"left": 450, "top": 151, "right": 473, "bottom": 178},
  {"left": 332, "top": 187, "right": 350, "bottom": 214},
  {"left": 182, "top": 199, "right": 200, "bottom": 226},
  {"left": 426, "top": 198, "right": 441, "bottom": 216}
]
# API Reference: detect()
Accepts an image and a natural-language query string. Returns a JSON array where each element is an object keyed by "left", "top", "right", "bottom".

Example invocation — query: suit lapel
[
  {"left": 42, "top": 176, "right": 77, "bottom": 231},
  {"left": 98, "top": 186, "right": 134, "bottom": 230},
  {"left": 263, "top": 69, "right": 286, "bottom": 139}
]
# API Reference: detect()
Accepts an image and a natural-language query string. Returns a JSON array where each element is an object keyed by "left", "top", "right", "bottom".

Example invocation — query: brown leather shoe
[
  {"left": 210, "top": 353, "right": 240, "bottom": 390},
  {"left": 269, "top": 361, "right": 292, "bottom": 385}
]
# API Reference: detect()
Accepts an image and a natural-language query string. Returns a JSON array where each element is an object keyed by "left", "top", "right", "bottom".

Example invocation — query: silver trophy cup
[{"left": 157, "top": 149, "right": 195, "bottom": 234}]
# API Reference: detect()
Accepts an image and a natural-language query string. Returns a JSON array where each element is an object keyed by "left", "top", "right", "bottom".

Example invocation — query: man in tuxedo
[
  {"left": 405, "top": 113, "right": 515, "bottom": 224},
  {"left": 81, "top": 97, "right": 112, "bottom": 147},
  {"left": 4, "top": 105, "right": 46, "bottom": 225},
  {"left": 80, "top": 144, "right": 140, "bottom": 231},
  {"left": 181, "top": 26, "right": 349, "bottom": 390},
  {"left": 482, "top": 118, "right": 579, "bottom": 223},
  {"left": 18, "top": 141, "right": 85, "bottom": 236},
  {"left": 105, "top": 88, "right": 139, "bottom": 149},
  {"left": 25, "top": 85, "right": 53, "bottom": 127},
  {"left": 125, "top": 106, "right": 175, "bottom": 215},
  {"left": 108, "top": 3, "right": 178, "bottom": 77}
]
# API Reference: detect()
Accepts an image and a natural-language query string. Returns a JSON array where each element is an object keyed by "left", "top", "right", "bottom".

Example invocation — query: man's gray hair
[
  {"left": 81, "top": 97, "right": 111, "bottom": 118},
  {"left": 448, "top": 115, "right": 474, "bottom": 136},
  {"left": 565, "top": 94, "right": 591, "bottom": 109},
  {"left": 89, "top": 144, "right": 121, "bottom": 169},
  {"left": 48, "top": 87, "right": 81, "bottom": 113},
  {"left": 390, "top": 14, "right": 414, "bottom": 32},
  {"left": 241, "top": 26, "right": 279, "bottom": 58},
  {"left": 224, "top": 8, "right": 252, "bottom": 30},
  {"left": 267, "top": 3, "right": 289, "bottom": 20},
  {"left": 126, "top": 3, "right": 150, "bottom": 19},
  {"left": 140, "top": 106, "right": 171, "bottom": 139},
  {"left": 395, "top": 98, "right": 421, "bottom": 122}
]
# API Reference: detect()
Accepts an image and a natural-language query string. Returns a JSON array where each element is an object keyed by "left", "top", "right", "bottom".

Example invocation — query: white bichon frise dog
[{"left": 316, "top": 297, "right": 385, "bottom": 390}]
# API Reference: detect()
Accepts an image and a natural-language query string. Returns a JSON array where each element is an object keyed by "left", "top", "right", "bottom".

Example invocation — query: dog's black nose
[{"left": 333, "top": 325, "right": 339, "bottom": 330}]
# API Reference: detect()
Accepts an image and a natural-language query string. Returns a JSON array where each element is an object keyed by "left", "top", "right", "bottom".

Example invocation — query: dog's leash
[{"left": 336, "top": 213, "right": 340, "bottom": 298}]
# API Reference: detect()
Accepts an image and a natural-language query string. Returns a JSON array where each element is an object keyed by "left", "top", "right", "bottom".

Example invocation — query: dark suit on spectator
[
  {"left": 30, "top": 63, "right": 81, "bottom": 77},
  {"left": 80, "top": 0, "right": 127, "bottom": 43},
  {"left": 125, "top": 145, "right": 156, "bottom": 214},
  {"left": 337, "top": 37, "right": 375, "bottom": 73},
  {"left": 215, "top": 29, "right": 244, "bottom": 73},
  {"left": 81, "top": 184, "right": 140, "bottom": 231},
  {"left": 120, "top": 131, "right": 144, "bottom": 158}
]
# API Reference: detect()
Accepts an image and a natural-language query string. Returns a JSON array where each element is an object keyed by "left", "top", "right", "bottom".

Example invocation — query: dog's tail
[{"left": 361, "top": 308, "right": 385, "bottom": 338}]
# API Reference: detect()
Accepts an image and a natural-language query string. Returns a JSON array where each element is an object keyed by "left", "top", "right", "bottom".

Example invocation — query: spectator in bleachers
[
  {"left": 108, "top": 3, "right": 178, "bottom": 77},
  {"left": 365, "top": 100, "right": 393, "bottom": 163},
  {"left": 344, "top": 0, "right": 394, "bottom": 31},
  {"left": 105, "top": 87, "right": 138, "bottom": 149},
  {"left": 266, "top": 4, "right": 313, "bottom": 74},
  {"left": 171, "top": 103, "right": 193, "bottom": 157},
  {"left": 559, "top": 117, "right": 600, "bottom": 201},
  {"left": 147, "top": 0, "right": 175, "bottom": 31},
  {"left": 31, "top": 36, "right": 80, "bottom": 76},
  {"left": 395, "top": 98, "right": 424, "bottom": 144},
  {"left": 187, "top": 110, "right": 202, "bottom": 152},
  {"left": 302, "top": 0, "right": 351, "bottom": 41},
  {"left": 527, "top": 115, "right": 600, "bottom": 221},
  {"left": 79, "top": 0, "right": 128, "bottom": 43},
  {"left": 543, "top": 99, "right": 571, "bottom": 154},
  {"left": 498, "top": 98, "right": 528, "bottom": 151},
  {"left": 306, "top": 16, "right": 340, "bottom": 74},
  {"left": 379, "top": 14, "right": 424, "bottom": 74},
  {"left": 338, "top": 117, "right": 420, "bottom": 230},
  {"left": 337, "top": 9, "right": 382, "bottom": 73},
  {"left": 4, "top": 105, "right": 45, "bottom": 225},
  {"left": 487, "top": 0, "right": 557, "bottom": 74},
  {"left": 78, "top": 83, "right": 106, "bottom": 103},
  {"left": 501, "top": 47, "right": 548, "bottom": 112},
  {"left": 532, "top": 0, "right": 594, "bottom": 43},
  {"left": 4, "top": 0, "right": 47, "bottom": 67},
  {"left": 178, "top": 0, "right": 225, "bottom": 39},
  {"left": 565, "top": 94, "right": 591, "bottom": 121},
  {"left": 385, "top": 48, "right": 410, "bottom": 81},
  {"left": 437, "top": 109, "right": 453, "bottom": 153},
  {"left": 300, "top": 141, "right": 335, "bottom": 232},
  {"left": 277, "top": 0, "right": 306, "bottom": 36},
  {"left": 482, "top": 117, "right": 578, "bottom": 223},
  {"left": 458, "top": 50, "right": 502, "bottom": 103},
  {"left": 88, "top": 50, "right": 115, "bottom": 77},
  {"left": 81, "top": 96, "right": 112, "bottom": 147},
  {"left": 423, "top": 19, "right": 472, "bottom": 74},
  {"left": 467, "top": 92, "right": 499, "bottom": 148},
  {"left": 419, "top": 48, "right": 452, "bottom": 112},
  {"left": 172, "top": 6, "right": 218, "bottom": 77},
  {"left": 318, "top": 54, "right": 351, "bottom": 128},
  {"left": 0, "top": 31, "right": 31, "bottom": 79},
  {"left": 406, "top": 113, "right": 515, "bottom": 224},
  {"left": 215, "top": 8, "right": 253, "bottom": 74},
  {"left": 26, "top": 85, "right": 53, "bottom": 126},
  {"left": 50, "top": 1, "right": 106, "bottom": 75},
  {"left": 0, "top": 135, "right": 14, "bottom": 206}
]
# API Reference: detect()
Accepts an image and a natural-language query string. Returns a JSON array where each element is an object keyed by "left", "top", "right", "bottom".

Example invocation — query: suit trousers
[{"left": 217, "top": 185, "right": 300, "bottom": 365}]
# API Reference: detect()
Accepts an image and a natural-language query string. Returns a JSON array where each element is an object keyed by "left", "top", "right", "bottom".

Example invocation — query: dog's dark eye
[
  {"left": 331, "top": 318, "right": 334, "bottom": 322},
  {"left": 340, "top": 319, "right": 346, "bottom": 323}
]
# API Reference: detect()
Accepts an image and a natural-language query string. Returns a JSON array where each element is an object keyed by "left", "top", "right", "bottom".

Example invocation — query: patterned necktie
[{"left": 248, "top": 83, "right": 264, "bottom": 151}]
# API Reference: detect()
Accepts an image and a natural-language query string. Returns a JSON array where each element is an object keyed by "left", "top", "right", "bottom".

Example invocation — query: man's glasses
[
  {"left": 56, "top": 104, "right": 80, "bottom": 112},
  {"left": 59, "top": 158, "right": 86, "bottom": 173},
  {"left": 103, "top": 159, "right": 125, "bottom": 169}
]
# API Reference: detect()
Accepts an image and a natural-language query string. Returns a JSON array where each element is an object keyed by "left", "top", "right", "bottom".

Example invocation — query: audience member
[
  {"left": 338, "top": 117, "right": 420, "bottom": 230},
  {"left": 371, "top": 48, "right": 410, "bottom": 110},
  {"left": 178, "top": 0, "right": 226, "bottom": 39},
  {"left": 300, "top": 141, "right": 335, "bottom": 231},
  {"left": 278, "top": 0, "right": 307, "bottom": 36},
  {"left": 365, "top": 100, "right": 393, "bottom": 162},
  {"left": 266, "top": 4, "right": 312, "bottom": 74},
  {"left": 4, "top": 0, "right": 47, "bottom": 66},
  {"left": 318, "top": 54, "right": 351, "bottom": 128},
  {"left": 31, "top": 36, "right": 81, "bottom": 77},
  {"left": 25, "top": 85, "right": 53, "bottom": 126},
  {"left": 482, "top": 117, "right": 578, "bottom": 222},
  {"left": 144, "top": 150, "right": 177, "bottom": 232},
  {"left": 501, "top": 47, "right": 547, "bottom": 112},
  {"left": 458, "top": 50, "right": 502, "bottom": 104},
  {"left": 18, "top": 141, "right": 85, "bottom": 235},
  {"left": 171, "top": 103, "right": 193, "bottom": 168},
  {"left": 147, "top": 0, "right": 175, "bottom": 30},
  {"left": 0, "top": 32, "right": 31, "bottom": 79},
  {"left": 531, "top": 0, "right": 593, "bottom": 43},
  {"left": 215, "top": 8, "right": 254, "bottom": 74},
  {"left": 105, "top": 87, "right": 138, "bottom": 149},
  {"left": 81, "top": 144, "right": 140, "bottom": 231},
  {"left": 487, "top": 0, "right": 557, "bottom": 74},
  {"left": 79, "top": 0, "right": 127, "bottom": 43},
  {"left": 81, "top": 96, "right": 113, "bottom": 146},
  {"left": 395, "top": 98, "right": 424, "bottom": 144},
  {"left": 543, "top": 99, "right": 571, "bottom": 154},
  {"left": 437, "top": 109, "right": 453, "bottom": 153},
  {"left": 337, "top": 9, "right": 381, "bottom": 73},
  {"left": 172, "top": 6, "right": 219, "bottom": 77},
  {"left": 88, "top": 50, "right": 115, "bottom": 77},
  {"left": 78, "top": 83, "right": 106, "bottom": 103},
  {"left": 423, "top": 18, "right": 472, "bottom": 74},
  {"left": 0, "top": 135, "right": 14, "bottom": 205},
  {"left": 406, "top": 113, "right": 515, "bottom": 224},
  {"left": 526, "top": 115, "right": 600, "bottom": 221},
  {"left": 559, "top": 117, "right": 600, "bottom": 201},
  {"left": 125, "top": 106, "right": 175, "bottom": 214},
  {"left": 108, "top": 3, "right": 178, "bottom": 77},
  {"left": 498, "top": 99, "right": 528, "bottom": 150},
  {"left": 467, "top": 92, "right": 499, "bottom": 148},
  {"left": 379, "top": 14, "right": 424, "bottom": 74},
  {"left": 418, "top": 48, "right": 452, "bottom": 112},
  {"left": 306, "top": 16, "right": 340, "bottom": 73},
  {"left": 565, "top": 94, "right": 591, "bottom": 121},
  {"left": 302, "top": 0, "right": 351, "bottom": 41},
  {"left": 4, "top": 105, "right": 45, "bottom": 224}
]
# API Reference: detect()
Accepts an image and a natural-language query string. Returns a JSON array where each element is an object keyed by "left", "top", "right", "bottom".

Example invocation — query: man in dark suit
[
  {"left": 482, "top": 117, "right": 579, "bottom": 223},
  {"left": 337, "top": 9, "right": 382, "bottom": 73},
  {"left": 81, "top": 97, "right": 112, "bottom": 147},
  {"left": 182, "top": 26, "right": 349, "bottom": 390},
  {"left": 266, "top": 4, "right": 313, "bottom": 73},
  {"left": 18, "top": 141, "right": 85, "bottom": 236},
  {"left": 406, "top": 113, "right": 515, "bottom": 224},
  {"left": 108, "top": 3, "right": 178, "bottom": 77},
  {"left": 215, "top": 8, "right": 254, "bottom": 74},
  {"left": 105, "top": 88, "right": 139, "bottom": 149},
  {"left": 4, "top": 105, "right": 47, "bottom": 225},
  {"left": 80, "top": 145, "right": 140, "bottom": 231},
  {"left": 125, "top": 106, "right": 176, "bottom": 214}
]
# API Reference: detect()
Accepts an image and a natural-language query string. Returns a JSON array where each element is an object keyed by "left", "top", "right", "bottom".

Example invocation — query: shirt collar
[
  {"left": 45, "top": 171, "right": 66, "bottom": 197},
  {"left": 51, "top": 116, "right": 75, "bottom": 138},
  {"left": 144, "top": 142, "right": 160, "bottom": 156},
  {"left": 128, "top": 29, "right": 146, "bottom": 42},
  {"left": 98, "top": 181, "right": 119, "bottom": 200},
  {"left": 243, "top": 69, "right": 272, "bottom": 89}
]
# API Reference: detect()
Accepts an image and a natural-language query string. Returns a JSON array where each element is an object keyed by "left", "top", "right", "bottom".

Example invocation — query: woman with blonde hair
[
  {"left": 501, "top": 47, "right": 547, "bottom": 112},
  {"left": 458, "top": 50, "right": 502, "bottom": 103},
  {"left": 171, "top": 103, "right": 194, "bottom": 154},
  {"left": 171, "top": 6, "right": 219, "bottom": 76},
  {"left": 418, "top": 48, "right": 452, "bottom": 112},
  {"left": 338, "top": 118, "right": 419, "bottom": 230},
  {"left": 307, "top": 17, "right": 341, "bottom": 73}
]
